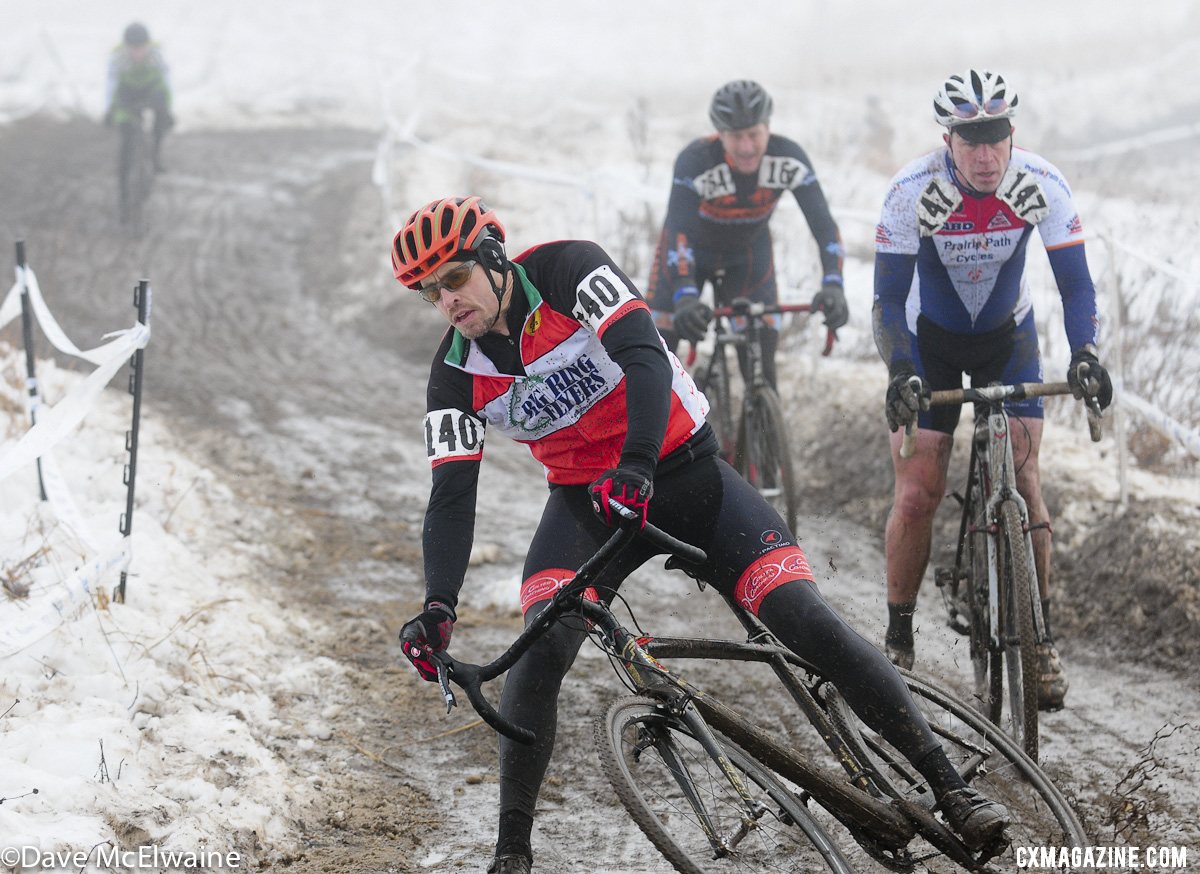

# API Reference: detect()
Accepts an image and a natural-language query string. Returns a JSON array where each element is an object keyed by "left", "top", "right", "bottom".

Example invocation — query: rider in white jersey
[{"left": 872, "top": 70, "right": 1114, "bottom": 709}]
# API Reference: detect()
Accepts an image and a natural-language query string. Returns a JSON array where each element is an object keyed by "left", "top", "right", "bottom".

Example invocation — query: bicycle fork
[{"left": 611, "top": 626, "right": 768, "bottom": 857}]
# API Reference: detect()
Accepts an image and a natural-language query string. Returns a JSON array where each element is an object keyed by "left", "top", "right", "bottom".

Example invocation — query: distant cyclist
[
  {"left": 645, "top": 80, "right": 847, "bottom": 390},
  {"left": 872, "top": 70, "right": 1114, "bottom": 709},
  {"left": 104, "top": 22, "right": 174, "bottom": 189}
]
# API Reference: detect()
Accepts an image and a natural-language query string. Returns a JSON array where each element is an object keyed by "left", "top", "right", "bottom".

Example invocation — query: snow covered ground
[
  {"left": 0, "top": 350, "right": 332, "bottom": 864},
  {"left": 2, "top": 0, "right": 1199, "bottom": 870}
]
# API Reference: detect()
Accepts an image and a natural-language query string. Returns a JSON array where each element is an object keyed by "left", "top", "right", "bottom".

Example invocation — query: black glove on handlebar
[
  {"left": 885, "top": 365, "right": 931, "bottom": 433},
  {"left": 673, "top": 294, "right": 713, "bottom": 344},
  {"left": 811, "top": 282, "right": 849, "bottom": 330},
  {"left": 399, "top": 600, "right": 456, "bottom": 682},
  {"left": 1067, "top": 347, "right": 1113, "bottom": 411},
  {"left": 590, "top": 467, "right": 654, "bottom": 528}
]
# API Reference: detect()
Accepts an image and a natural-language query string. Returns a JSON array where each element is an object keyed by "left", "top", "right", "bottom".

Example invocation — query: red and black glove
[
  {"left": 589, "top": 467, "right": 653, "bottom": 529},
  {"left": 399, "top": 600, "right": 456, "bottom": 682}
]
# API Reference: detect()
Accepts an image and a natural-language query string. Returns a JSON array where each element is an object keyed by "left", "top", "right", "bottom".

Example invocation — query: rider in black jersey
[
  {"left": 645, "top": 80, "right": 848, "bottom": 390},
  {"left": 394, "top": 196, "right": 1008, "bottom": 874}
]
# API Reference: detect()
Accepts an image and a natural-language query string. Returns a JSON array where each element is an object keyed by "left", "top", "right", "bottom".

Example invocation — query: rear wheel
[
  {"left": 735, "top": 387, "right": 797, "bottom": 534},
  {"left": 118, "top": 116, "right": 154, "bottom": 232},
  {"left": 999, "top": 500, "right": 1040, "bottom": 760},
  {"left": 967, "top": 482, "right": 1003, "bottom": 723},
  {"left": 596, "top": 696, "right": 852, "bottom": 873},
  {"left": 810, "top": 674, "right": 1085, "bottom": 870}
]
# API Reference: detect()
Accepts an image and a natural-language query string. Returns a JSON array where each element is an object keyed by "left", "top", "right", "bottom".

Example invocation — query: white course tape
[
  {"left": 0, "top": 322, "right": 149, "bottom": 482},
  {"left": 1119, "top": 390, "right": 1200, "bottom": 459},
  {"left": 0, "top": 540, "right": 130, "bottom": 659},
  {"left": 23, "top": 267, "right": 131, "bottom": 365},
  {"left": 38, "top": 446, "right": 102, "bottom": 554},
  {"left": 0, "top": 278, "right": 20, "bottom": 328}
]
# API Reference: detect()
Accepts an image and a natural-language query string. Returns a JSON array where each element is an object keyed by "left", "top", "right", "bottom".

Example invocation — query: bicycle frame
[{"left": 425, "top": 506, "right": 1018, "bottom": 866}]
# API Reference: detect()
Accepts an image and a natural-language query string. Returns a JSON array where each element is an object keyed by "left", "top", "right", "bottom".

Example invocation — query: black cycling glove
[
  {"left": 811, "top": 282, "right": 849, "bottom": 330},
  {"left": 885, "top": 364, "right": 931, "bottom": 432},
  {"left": 1067, "top": 347, "right": 1113, "bottom": 411},
  {"left": 673, "top": 295, "right": 713, "bottom": 344}
]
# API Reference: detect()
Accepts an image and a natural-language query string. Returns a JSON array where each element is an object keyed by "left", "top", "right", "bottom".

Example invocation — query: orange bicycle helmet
[{"left": 392, "top": 196, "right": 506, "bottom": 289}]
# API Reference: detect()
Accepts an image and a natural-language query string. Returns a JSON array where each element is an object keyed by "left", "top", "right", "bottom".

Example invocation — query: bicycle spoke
[{"left": 597, "top": 697, "right": 851, "bottom": 873}]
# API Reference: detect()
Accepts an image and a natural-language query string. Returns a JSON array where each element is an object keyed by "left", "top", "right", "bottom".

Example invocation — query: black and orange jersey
[{"left": 651, "top": 133, "right": 843, "bottom": 302}]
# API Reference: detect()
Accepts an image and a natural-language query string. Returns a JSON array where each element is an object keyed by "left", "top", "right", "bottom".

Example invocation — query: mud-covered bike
[
  {"left": 689, "top": 299, "right": 834, "bottom": 536},
  {"left": 901, "top": 381, "right": 1102, "bottom": 761},
  {"left": 419, "top": 500, "right": 1087, "bottom": 873}
]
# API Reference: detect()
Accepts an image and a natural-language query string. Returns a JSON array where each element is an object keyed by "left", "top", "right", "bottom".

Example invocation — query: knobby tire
[
  {"left": 1000, "top": 500, "right": 1040, "bottom": 760},
  {"left": 735, "top": 387, "right": 798, "bottom": 535},
  {"left": 595, "top": 696, "right": 853, "bottom": 874},
  {"left": 791, "top": 673, "right": 1086, "bottom": 870},
  {"left": 966, "top": 481, "right": 1003, "bottom": 723}
]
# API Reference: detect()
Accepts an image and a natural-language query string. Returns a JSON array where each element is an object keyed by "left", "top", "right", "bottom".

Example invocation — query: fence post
[
  {"left": 114, "top": 279, "right": 151, "bottom": 605},
  {"left": 16, "top": 240, "right": 48, "bottom": 501}
]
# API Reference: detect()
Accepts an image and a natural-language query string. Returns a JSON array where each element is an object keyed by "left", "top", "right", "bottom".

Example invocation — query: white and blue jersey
[{"left": 874, "top": 146, "right": 1097, "bottom": 363}]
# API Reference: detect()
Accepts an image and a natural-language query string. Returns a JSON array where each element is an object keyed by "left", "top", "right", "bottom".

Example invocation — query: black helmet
[
  {"left": 709, "top": 80, "right": 773, "bottom": 131},
  {"left": 123, "top": 22, "right": 150, "bottom": 46}
]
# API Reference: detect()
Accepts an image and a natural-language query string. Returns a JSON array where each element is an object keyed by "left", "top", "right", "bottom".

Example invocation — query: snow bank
[{"left": 0, "top": 347, "right": 325, "bottom": 864}]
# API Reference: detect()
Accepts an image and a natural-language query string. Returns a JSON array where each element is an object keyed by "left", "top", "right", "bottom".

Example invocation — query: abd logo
[{"left": 760, "top": 530, "right": 782, "bottom": 546}]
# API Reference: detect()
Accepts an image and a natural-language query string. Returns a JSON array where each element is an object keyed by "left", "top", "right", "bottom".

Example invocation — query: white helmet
[{"left": 933, "top": 70, "right": 1019, "bottom": 129}]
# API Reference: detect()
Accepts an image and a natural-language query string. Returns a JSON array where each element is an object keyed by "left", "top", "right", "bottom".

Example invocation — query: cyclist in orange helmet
[{"left": 395, "top": 196, "right": 1009, "bottom": 873}]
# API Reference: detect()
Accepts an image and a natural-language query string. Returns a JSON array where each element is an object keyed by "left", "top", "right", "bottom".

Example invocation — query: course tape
[
  {"left": 0, "top": 540, "right": 130, "bottom": 659},
  {"left": 1119, "top": 390, "right": 1200, "bottom": 459},
  {"left": 39, "top": 445, "right": 102, "bottom": 554},
  {"left": 0, "top": 321, "right": 148, "bottom": 482}
]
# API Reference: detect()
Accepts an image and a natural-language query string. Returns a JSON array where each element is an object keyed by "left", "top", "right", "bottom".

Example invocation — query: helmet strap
[{"left": 481, "top": 261, "right": 511, "bottom": 334}]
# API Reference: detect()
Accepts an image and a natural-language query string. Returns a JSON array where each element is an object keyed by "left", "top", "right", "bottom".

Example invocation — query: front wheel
[
  {"left": 595, "top": 696, "right": 852, "bottom": 873},
  {"left": 735, "top": 387, "right": 798, "bottom": 535},
  {"left": 999, "top": 499, "right": 1040, "bottom": 760}
]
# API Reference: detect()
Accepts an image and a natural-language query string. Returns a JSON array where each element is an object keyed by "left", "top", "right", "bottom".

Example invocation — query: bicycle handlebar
[
  {"left": 683, "top": 300, "right": 837, "bottom": 366},
  {"left": 422, "top": 498, "right": 708, "bottom": 745},
  {"left": 899, "top": 380, "right": 1104, "bottom": 458}
]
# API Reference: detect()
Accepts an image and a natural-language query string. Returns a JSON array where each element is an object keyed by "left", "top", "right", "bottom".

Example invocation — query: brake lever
[{"left": 435, "top": 658, "right": 456, "bottom": 714}]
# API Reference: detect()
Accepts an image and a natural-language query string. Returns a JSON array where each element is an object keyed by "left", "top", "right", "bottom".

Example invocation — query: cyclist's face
[
  {"left": 128, "top": 44, "right": 150, "bottom": 63},
  {"left": 946, "top": 130, "right": 1013, "bottom": 193},
  {"left": 718, "top": 123, "right": 769, "bottom": 174},
  {"left": 422, "top": 259, "right": 507, "bottom": 339}
]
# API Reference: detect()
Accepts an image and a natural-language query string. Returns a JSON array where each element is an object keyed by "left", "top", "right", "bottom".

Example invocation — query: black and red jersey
[
  {"left": 654, "top": 133, "right": 843, "bottom": 298},
  {"left": 421, "top": 240, "right": 708, "bottom": 606}
]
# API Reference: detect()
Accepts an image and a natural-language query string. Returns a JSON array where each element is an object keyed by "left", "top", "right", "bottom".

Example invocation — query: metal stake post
[
  {"left": 16, "top": 241, "right": 48, "bottom": 501},
  {"left": 115, "top": 279, "right": 151, "bottom": 604}
]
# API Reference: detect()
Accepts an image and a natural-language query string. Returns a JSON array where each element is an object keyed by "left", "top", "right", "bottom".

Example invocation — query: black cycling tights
[{"left": 493, "top": 460, "right": 965, "bottom": 859}]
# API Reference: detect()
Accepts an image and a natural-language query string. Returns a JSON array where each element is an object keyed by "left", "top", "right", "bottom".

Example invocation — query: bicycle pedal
[{"left": 947, "top": 612, "right": 972, "bottom": 636}]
